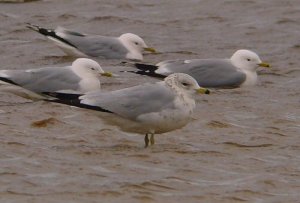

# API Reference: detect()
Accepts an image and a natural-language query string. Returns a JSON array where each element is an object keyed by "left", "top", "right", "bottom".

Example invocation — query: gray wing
[
  {"left": 80, "top": 83, "right": 176, "bottom": 120},
  {"left": 159, "top": 59, "right": 246, "bottom": 88},
  {"left": 61, "top": 32, "right": 129, "bottom": 59},
  {"left": 1, "top": 67, "right": 81, "bottom": 93}
]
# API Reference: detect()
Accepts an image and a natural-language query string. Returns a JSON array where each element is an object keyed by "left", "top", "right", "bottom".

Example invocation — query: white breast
[
  {"left": 240, "top": 70, "right": 258, "bottom": 87},
  {"left": 79, "top": 78, "right": 101, "bottom": 92},
  {"left": 137, "top": 93, "right": 196, "bottom": 134}
]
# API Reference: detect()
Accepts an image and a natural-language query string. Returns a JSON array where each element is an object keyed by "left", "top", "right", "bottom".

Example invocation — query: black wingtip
[
  {"left": 43, "top": 92, "right": 82, "bottom": 101},
  {"left": 129, "top": 63, "right": 166, "bottom": 79},
  {"left": 0, "top": 77, "right": 19, "bottom": 86},
  {"left": 26, "top": 23, "right": 77, "bottom": 48},
  {"left": 26, "top": 23, "right": 51, "bottom": 35},
  {"left": 124, "top": 70, "right": 166, "bottom": 79},
  {"left": 44, "top": 92, "right": 113, "bottom": 114},
  {"left": 134, "top": 63, "right": 158, "bottom": 71}
]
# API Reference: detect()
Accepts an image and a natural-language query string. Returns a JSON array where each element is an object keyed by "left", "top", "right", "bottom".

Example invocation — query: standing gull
[
  {"left": 47, "top": 73, "right": 210, "bottom": 147},
  {"left": 132, "top": 49, "right": 270, "bottom": 88},
  {"left": 0, "top": 58, "right": 112, "bottom": 100},
  {"left": 26, "top": 23, "right": 156, "bottom": 61}
]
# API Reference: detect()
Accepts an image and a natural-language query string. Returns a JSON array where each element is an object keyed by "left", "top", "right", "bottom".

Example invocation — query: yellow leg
[
  {"left": 144, "top": 134, "right": 149, "bottom": 148},
  {"left": 150, "top": 134, "right": 155, "bottom": 145}
]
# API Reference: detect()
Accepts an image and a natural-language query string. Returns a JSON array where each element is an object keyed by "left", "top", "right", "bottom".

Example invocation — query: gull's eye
[
  {"left": 182, "top": 82, "right": 189, "bottom": 86},
  {"left": 91, "top": 67, "right": 96, "bottom": 70},
  {"left": 134, "top": 42, "right": 139, "bottom": 45},
  {"left": 247, "top": 58, "right": 251, "bottom": 61}
]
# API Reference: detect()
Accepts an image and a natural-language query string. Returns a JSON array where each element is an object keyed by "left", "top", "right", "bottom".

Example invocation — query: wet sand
[{"left": 0, "top": 0, "right": 300, "bottom": 202}]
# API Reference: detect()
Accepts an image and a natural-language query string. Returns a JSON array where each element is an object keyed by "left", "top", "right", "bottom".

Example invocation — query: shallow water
[{"left": 0, "top": 0, "right": 300, "bottom": 202}]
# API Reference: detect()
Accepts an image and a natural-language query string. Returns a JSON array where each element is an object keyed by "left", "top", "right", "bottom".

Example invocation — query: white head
[
  {"left": 230, "top": 49, "right": 270, "bottom": 72},
  {"left": 72, "top": 58, "right": 109, "bottom": 76},
  {"left": 119, "top": 33, "right": 156, "bottom": 61},
  {"left": 165, "top": 73, "right": 210, "bottom": 96}
]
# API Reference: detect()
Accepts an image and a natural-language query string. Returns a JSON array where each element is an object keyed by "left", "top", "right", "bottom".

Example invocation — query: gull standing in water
[{"left": 47, "top": 73, "right": 210, "bottom": 147}]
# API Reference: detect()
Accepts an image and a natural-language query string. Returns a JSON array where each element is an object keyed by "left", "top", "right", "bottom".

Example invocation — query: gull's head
[
  {"left": 230, "top": 49, "right": 270, "bottom": 72},
  {"left": 165, "top": 73, "right": 210, "bottom": 95},
  {"left": 72, "top": 58, "right": 112, "bottom": 77},
  {"left": 119, "top": 33, "right": 156, "bottom": 60}
]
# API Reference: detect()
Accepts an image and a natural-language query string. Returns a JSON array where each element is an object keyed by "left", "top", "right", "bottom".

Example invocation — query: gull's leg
[
  {"left": 150, "top": 134, "right": 155, "bottom": 145},
  {"left": 144, "top": 134, "right": 150, "bottom": 148}
]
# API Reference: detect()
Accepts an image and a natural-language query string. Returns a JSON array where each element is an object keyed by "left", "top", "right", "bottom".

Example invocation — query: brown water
[{"left": 0, "top": 0, "right": 300, "bottom": 202}]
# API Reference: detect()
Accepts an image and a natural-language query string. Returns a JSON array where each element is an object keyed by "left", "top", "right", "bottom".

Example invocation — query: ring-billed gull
[
  {"left": 26, "top": 23, "right": 156, "bottom": 61},
  {"left": 0, "top": 58, "right": 112, "bottom": 100},
  {"left": 47, "top": 73, "right": 210, "bottom": 147},
  {"left": 132, "top": 49, "right": 270, "bottom": 88}
]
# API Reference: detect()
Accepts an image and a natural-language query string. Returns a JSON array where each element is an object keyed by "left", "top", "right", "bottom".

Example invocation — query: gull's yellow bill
[
  {"left": 258, "top": 62, "right": 270, "bottom": 68},
  {"left": 144, "top": 47, "right": 157, "bottom": 53},
  {"left": 101, "top": 72, "right": 113, "bottom": 77},
  {"left": 196, "top": 87, "right": 210, "bottom": 94}
]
